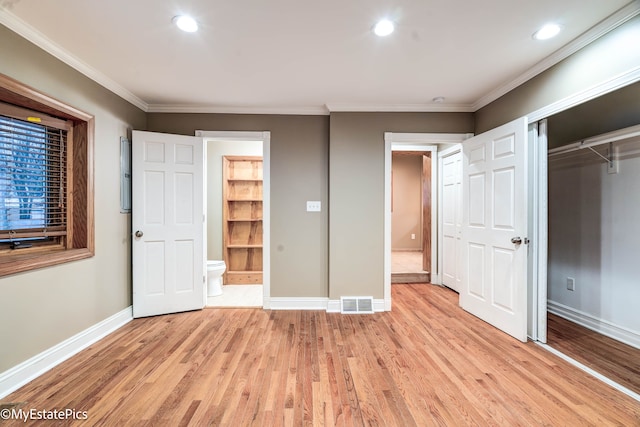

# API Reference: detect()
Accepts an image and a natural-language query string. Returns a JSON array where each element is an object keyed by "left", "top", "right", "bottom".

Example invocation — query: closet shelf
[
  {"left": 227, "top": 218, "right": 263, "bottom": 222},
  {"left": 227, "top": 244, "right": 263, "bottom": 249}
]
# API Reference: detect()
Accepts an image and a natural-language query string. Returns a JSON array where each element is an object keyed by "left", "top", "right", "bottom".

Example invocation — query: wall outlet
[
  {"left": 411, "top": 233, "right": 416, "bottom": 240},
  {"left": 567, "top": 277, "right": 575, "bottom": 291},
  {"left": 306, "top": 201, "right": 321, "bottom": 212}
]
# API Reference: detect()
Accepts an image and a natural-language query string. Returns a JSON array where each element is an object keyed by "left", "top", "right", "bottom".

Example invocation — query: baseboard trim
[
  {"left": 547, "top": 300, "right": 640, "bottom": 350},
  {"left": 269, "top": 297, "right": 329, "bottom": 310},
  {"left": 0, "top": 306, "right": 133, "bottom": 399},
  {"left": 269, "top": 298, "right": 388, "bottom": 312}
]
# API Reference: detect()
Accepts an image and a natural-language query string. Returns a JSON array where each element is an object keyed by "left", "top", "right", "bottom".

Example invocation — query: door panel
[
  {"left": 460, "top": 118, "right": 528, "bottom": 342},
  {"left": 441, "top": 151, "right": 462, "bottom": 291},
  {"left": 132, "top": 130, "right": 205, "bottom": 318}
]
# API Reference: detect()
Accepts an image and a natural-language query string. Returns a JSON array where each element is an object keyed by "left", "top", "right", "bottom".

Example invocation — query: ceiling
[{"left": 0, "top": 0, "right": 637, "bottom": 114}]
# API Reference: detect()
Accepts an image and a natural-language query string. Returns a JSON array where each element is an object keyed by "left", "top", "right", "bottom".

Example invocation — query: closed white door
[
  {"left": 441, "top": 151, "right": 462, "bottom": 292},
  {"left": 132, "top": 130, "right": 205, "bottom": 318},
  {"left": 460, "top": 118, "right": 528, "bottom": 342}
]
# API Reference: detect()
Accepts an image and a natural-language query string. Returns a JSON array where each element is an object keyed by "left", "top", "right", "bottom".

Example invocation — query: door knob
[
  {"left": 511, "top": 236, "right": 522, "bottom": 245},
  {"left": 135, "top": 230, "right": 143, "bottom": 238}
]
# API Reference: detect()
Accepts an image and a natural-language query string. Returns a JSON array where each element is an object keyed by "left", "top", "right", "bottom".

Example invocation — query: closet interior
[{"left": 545, "top": 81, "right": 640, "bottom": 395}]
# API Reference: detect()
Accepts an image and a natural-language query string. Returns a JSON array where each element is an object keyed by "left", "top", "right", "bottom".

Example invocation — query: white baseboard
[
  {"left": 269, "top": 297, "right": 329, "bottom": 310},
  {"left": 547, "top": 300, "right": 640, "bottom": 350},
  {"left": 0, "top": 306, "right": 133, "bottom": 399},
  {"left": 269, "top": 298, "right": 388, "bottom": 312}
]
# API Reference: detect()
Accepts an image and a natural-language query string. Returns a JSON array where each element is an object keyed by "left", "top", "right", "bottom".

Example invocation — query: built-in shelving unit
[{"left": 222, "top": 156, "right": 263, "bottom": 284}]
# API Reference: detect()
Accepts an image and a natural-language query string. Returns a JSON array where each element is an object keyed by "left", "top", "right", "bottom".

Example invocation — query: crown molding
[
  {"left": 0, "top": 8, "right": 149, "bottom": 112},
  {"left": 325, "top": 103, "right": 474, "bottom": 113},
  {"left": 472, "top": 1, "right": 640, "bottom": 111},
  {"left": 147, "top": 103, "right": 329, "bottom": 115}
]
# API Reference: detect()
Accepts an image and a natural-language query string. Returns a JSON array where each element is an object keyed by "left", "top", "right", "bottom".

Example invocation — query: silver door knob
[
  {"left": 511, "top": 237, "right": 522, "bottom": 244},
  {"left": 135, "top": 230, "right": 143, "bottom": 238}
]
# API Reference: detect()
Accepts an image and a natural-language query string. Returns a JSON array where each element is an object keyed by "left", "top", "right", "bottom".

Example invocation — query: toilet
[{"left": 206, "top": 260, "right": 226, "bottom": 296}]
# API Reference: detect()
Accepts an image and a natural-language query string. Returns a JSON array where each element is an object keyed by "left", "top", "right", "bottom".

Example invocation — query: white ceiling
[{"left": 0, "top": 0, "right": 637, "bottom": 114}]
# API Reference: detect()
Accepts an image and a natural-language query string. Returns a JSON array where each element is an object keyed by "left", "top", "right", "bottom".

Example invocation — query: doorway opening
[
  {"left": 384, "top": 132, "right": 471, "bottom": 309},
  {"left": 198, "top": 131, "right": 270, "bottom": 308},
  {"left": 391, "top": 151, "right": 431, "bottom": 284}
]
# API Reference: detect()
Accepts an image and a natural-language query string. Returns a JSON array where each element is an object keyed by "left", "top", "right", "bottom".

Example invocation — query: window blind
[{"left": 0, "top": 114, "right": 67, "bottom": 241}]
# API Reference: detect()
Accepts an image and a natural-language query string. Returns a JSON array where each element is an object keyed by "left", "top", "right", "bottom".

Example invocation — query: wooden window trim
[{"left": 0, "top": 73, "right": 94, "bottom": 277}]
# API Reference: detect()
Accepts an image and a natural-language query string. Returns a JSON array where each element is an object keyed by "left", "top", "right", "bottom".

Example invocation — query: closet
[
  {"left": 546, "top": 123, "right": 640, "bottom": 394},
  {"left": 222, "top": 156, "right": 263, "bottom": 284}
]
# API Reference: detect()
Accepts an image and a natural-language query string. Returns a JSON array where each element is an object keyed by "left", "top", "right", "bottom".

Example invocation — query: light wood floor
[
  {"left": 547, "top": 312, "right": 640, "bottom": 396},
  {"left": 3, "top": 285, "right": 639, "bottom": 426}
]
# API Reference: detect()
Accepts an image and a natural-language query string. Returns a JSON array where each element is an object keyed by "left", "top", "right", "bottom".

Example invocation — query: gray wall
[
  {"left": 476, "top": 14, "right": 640, "bottom": 133},
  {"left": 392, "top": 154, "right": 423, "bottom": 250},
  {"left": 147, "top": 113, "right": 329, "bottom": 298},
  {"left": 329, "top": 113, "right": 474, "bottom": 298},
  {"left": 0, "top": 25, "right": 147, "bottom": 372}
]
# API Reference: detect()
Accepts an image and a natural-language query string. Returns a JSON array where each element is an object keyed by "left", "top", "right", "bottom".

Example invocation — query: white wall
[
  {"left": 548, "top": 137, "right": 640, "bottom": 335},
  {"left": 206, "top": 140, "right": 262, "bottom": 260}
]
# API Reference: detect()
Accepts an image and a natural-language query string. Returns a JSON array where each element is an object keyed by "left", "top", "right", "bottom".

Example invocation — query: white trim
[
  {"left": 547, "top": 300, "right": 640, "bottom": 350},
  {"left": 384, "top": 135, "right": 392, "bottom": 311},
  {"left": 326, "top": 103, "right": 474, "bottom": 113},
  {"left": 0, "top": 10, "right": 148, "bottom": 112},
  {"left": 536, "top": 342, "right": 640, "bottom": 403},
  {"left": 269, "top": 298, "right": 330, "bottom": 310},
  {"left": 196, "top": 131, "right": 271, "bottom": 309},
  {"left": 535, "top": 120, "right": 548, "bottom": 343},
  {"left": 473, "top": 2, "right": 640, "bottom": 111},
  {"left": 390, "top": 133, "right": 474, "bottom": 144},
  {"left": 528, "top": 66, "right": 640, "bottom": 124},
  {"left": 269, "top": 298, "right": 387, "bottom": 312},
  {"left": 0, "top": 307, "right": 133, "bottom": 399},
  {"left": 154, "top": 104, "right": 329, "bottom": 116}
]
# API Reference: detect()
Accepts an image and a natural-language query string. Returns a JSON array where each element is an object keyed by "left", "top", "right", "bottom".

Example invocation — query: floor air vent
[{"left": 340, "top": 296, "right": 374, "bottom": 314}]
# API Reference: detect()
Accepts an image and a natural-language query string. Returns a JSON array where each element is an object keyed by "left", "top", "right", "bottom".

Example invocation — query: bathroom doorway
[{"left": 199, "top": 131, "right": 270, "bottom": 308}]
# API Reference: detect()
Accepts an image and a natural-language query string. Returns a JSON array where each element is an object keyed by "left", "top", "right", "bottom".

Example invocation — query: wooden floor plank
[
  {"left": 2, "top": 284, "right": 639, "bottom": 426},
  {"left": 547, "top": 312, "right": 640, "bottom": 396}
]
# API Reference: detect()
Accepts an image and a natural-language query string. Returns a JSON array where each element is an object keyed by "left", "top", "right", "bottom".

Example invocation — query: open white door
[
  {"left": 460, "top": 117, "right": 528, "bottom": 342},
  {"left": 132, "top": 130, "right": 205, "bottom": 318},
  {"left": 441, "top": 149, "right": 462, "bottom": 292}
]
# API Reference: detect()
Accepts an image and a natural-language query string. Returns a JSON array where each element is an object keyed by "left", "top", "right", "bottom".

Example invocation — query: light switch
[{"left": 306, "top": 201, "right": 321, "bottom": 212}]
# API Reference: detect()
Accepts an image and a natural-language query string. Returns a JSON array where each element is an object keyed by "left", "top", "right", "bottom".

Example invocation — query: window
[
  {"left": 0, "top": 73, "right": 94, "bottom": 276},
  {"left": 1, "top": 105, "right": 70, "bottom": 249}
]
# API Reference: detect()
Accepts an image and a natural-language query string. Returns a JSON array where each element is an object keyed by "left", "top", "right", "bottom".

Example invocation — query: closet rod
[{"left": 548, "top": 123, "right": 640, "bottom": 156}]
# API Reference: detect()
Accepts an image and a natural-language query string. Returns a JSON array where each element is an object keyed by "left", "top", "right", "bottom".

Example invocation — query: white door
[
  {"left": 460, "top": 117, "right": 528, "bottom": 342},
  {"left": 132, "top": 130, "right": 205, "bottom": 318},
  {"left": 441, "top": 150, "right": 462, "bottom": 292}
]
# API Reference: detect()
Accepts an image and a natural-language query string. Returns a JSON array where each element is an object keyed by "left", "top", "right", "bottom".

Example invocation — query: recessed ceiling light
[
  {"left": 533, "top": 23, "right": 561, "bottom": 40},
  {"left": 374, "top": 19, "right": 395, "bottom": 37},
  {"left": 173, "top": 15, "right": 198, "bottom": 33}
]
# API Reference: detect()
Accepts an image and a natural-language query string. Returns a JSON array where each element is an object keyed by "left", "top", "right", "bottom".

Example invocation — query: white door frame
[
  {"left": 384, "top": 132, "right": 472, "bottom": 310},
  {"left": 195, "top": 130, "right": 271, "bottom": 308}
]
